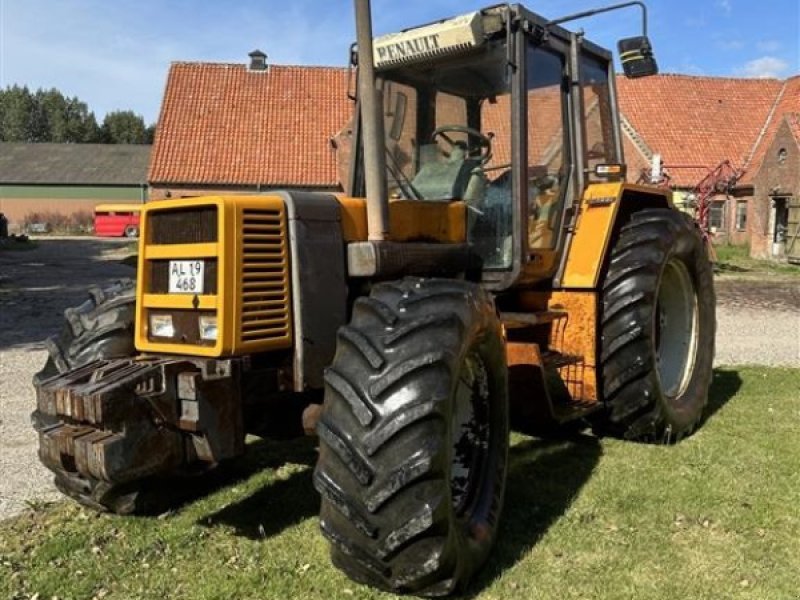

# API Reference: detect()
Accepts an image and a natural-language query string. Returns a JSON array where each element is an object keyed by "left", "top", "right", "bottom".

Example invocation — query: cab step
[
  {"left": 500, "top": 310, "right": 567, "bottom": 329},
  {"left": 541, "top": 350, "right": 583, "bottom": 369}
]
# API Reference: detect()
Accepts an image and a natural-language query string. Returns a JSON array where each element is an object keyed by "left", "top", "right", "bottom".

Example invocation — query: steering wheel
[{"left": 432, "top": 125, "right": 493, "bottom": 165}]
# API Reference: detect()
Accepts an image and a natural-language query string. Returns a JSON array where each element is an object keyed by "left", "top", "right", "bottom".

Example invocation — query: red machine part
[
  {"left": 638, "top": 160, "right": 744, "bottom": 234},
  {"left": 687, "top": 160, "right": 745, "bottom": 235}
]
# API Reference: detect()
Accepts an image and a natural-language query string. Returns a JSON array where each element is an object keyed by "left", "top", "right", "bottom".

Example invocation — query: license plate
[{"left": 169, "top": 260, "right": 205, "bottom": 294}]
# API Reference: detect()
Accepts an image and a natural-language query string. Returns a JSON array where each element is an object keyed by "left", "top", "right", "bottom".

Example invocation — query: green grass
[
  {"left": 2, "top": 367, "right": 799, "bottom": 600},
  {"left": 714, "top": 243, "right": 800, "bottom": 277}
]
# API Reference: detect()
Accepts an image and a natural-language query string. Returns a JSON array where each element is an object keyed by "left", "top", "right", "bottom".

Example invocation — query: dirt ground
[{"left": 0, "top": 238, "right": 798, "bottom": 520}]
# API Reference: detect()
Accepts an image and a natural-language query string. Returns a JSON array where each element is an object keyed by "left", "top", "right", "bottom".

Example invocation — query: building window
[
  {"left": 735, "top": 201, "right": 747, "bottom": 231},
  {"left": 778, "top": 148, "right": 787, "bottom": 164},
  {"left": 709, "top": 200, "right": 725, "bottom": 231}
]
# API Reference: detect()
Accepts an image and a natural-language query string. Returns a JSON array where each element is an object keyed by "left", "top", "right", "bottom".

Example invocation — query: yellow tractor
[{"left": 32, "top": 0, "right": 715, "bottom": 594}]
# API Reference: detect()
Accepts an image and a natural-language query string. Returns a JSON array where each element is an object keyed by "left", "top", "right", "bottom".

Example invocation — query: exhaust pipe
[{"left": 354, "top": 0, "right": 389, "bottom": 241}]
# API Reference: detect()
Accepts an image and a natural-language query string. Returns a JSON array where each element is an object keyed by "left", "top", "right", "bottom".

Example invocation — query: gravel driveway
[
  {"left": 1, "top": 238, "right": 135, "bottom": 520},
  {"left": 1, "top": 239, "right": 798, "bottom": 520},
  {"left": 715, "top": 278, "right": 800, "bottom": 366}
]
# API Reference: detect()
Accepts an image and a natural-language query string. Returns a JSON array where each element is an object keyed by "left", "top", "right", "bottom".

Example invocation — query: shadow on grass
[
  {"left": 714, "top": 263, "right": 750, "bottom": 273},
  {"left": 126, "top": 436, "right": 317, "bottom": 522},
  {"left": 150, "top": 372, "right": 736, "bottom": 583},
  {"left": 466, "top": 433, "right": 602, "bottom": 596},
  {"left": 701, "top": 368, "right": 743, "bottom": 426},
  {"left": 193, "top": 436, "right": 319, "bottom": 539}
]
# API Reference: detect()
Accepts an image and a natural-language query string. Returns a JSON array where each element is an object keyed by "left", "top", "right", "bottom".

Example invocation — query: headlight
[
  {"left": 199, "top": 315, "right": 218, "bottom": 341},
  {"left": 150, "top": 313, "right": 175, "bottom": 338}
]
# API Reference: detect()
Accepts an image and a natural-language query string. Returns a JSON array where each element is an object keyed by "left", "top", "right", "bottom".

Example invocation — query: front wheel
[
  {"left": 314, "top": 278, "right": 509, "bottom": 596},
  {"left": 599, "top": 208, "right": 715, "bottom": 442}
]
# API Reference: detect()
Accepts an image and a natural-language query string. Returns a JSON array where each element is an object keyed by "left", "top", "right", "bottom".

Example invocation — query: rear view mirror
[{"left": 618, "top": 35, "right": 658, "bottom": 78}]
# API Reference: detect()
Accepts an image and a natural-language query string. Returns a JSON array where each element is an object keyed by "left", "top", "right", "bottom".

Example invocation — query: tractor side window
[
  {"left": 466, "top": 63, "right": 513, "bottom": 269},
  {"left": 380, "top": 45, "right": 512, "bottom": 270},
  {"left": 581, "top": 54, "right": 617, "bottom": 175},
  {"left": 383, "top": 81, "right": 419, "bottom": 199},
  {"left": 527, "top": 46, "right": 568, "bottom": 250}
]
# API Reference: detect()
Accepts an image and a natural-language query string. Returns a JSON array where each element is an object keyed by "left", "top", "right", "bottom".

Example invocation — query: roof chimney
[{"left": 248, "top": 49, "right": 268, "bottom": 72}]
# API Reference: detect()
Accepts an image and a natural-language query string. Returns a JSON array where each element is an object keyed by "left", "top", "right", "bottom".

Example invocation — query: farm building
[
  {"left": 0, "top": 56, "right": 795, "bottom": 258},
  {"left": 148, "top": 51, "right": 798, "bottom": 260},
  {"left": 0, "top": 142, "right": 150, "bottom": 232},
  {"left": 745, "top": 79, "right": 800, "bottom": 260},
  {"left": 147, "top": 52, "right": 350, "bottom": 199},
  {"left": 617, "top": 74, "right": 800, "bottom": 261}
]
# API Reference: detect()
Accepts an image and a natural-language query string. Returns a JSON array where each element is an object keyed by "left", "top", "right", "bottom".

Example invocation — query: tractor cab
[{"left": 350, "top": 4, "right": 655, "bottom": 288}]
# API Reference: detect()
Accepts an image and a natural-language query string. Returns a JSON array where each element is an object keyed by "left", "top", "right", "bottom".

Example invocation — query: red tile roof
[
  {"left": 617, "top": 74, "right": 786, "bottom": 186},
  {"left": 788, "top": 113, "right": 800, "bottom": 142},
  {"left": 150, "top": 63, "right": 798, "bottom": 192},
  {"left": 739, "top": 76, "right": 800, "bottom": 183},
  {"left": 148, "top": 63, "right": 351, "bottom": 187}
]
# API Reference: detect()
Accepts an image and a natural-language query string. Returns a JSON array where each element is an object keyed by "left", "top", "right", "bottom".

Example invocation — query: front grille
[
  {"left": 240, "top": 209, "right": 290, "bottom": 341},
  {"left": 150, "top": 207, "right": 218, "bottom": 244},
  {"left": 149, "top": 259, "right": 218, "bottom": 295}
]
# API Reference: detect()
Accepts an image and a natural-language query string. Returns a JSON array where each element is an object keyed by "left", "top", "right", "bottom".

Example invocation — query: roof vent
[{"left": 248, "top": 49, "right": 268, "bottom": 72}]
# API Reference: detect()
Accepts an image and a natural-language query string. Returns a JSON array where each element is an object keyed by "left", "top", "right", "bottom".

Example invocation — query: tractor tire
[
  {"left": 32, "top": 279, "right": 136, "bottom": 387},
  {"left": 599, "top": 208, "right": 715, "bottom": 442},
  {"left": 314, "top": 278, "right": 509, "bottom": 596},
  {"left": 31, "top": 279, "right": 151, "bottom": 514}
]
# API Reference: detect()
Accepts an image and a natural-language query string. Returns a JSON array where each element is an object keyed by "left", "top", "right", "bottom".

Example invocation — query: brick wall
[
  {"left": 0, "top": 198, "right": 100, "bottom": 229},
  {"left": 750, "top": 120, "right": 800, "bottom": 258}
]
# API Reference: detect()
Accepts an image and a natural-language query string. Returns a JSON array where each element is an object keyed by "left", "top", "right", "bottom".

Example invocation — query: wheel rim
[
  {"left": 655, "top": 258, "right": 699, "bottom": 399},
  {"left": 450, "top": 350, "right": 491, "bottom": 517}
]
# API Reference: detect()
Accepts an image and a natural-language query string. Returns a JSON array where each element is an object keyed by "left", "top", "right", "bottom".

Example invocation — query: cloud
[
  {"left": 757, "top": 40, "right": 781, "bottom": 53},
  {"left": 738, "top": 56, "right": 789, "bottom": 78},
  {"left": 716, "top": 0, "right": 733, "bottom": 14},
  {"left": 716, "top": 39, "right": 744, "bottom": 51}
]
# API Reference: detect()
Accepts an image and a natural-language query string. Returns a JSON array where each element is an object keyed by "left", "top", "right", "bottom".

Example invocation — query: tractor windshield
[{"left": 379, "top": 44, "right": 513, "bottom": 269}]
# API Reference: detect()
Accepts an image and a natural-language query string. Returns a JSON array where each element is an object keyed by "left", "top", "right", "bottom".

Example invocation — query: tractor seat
[{"left": 411, "top": 144, "right": 482, "bottom": 202}]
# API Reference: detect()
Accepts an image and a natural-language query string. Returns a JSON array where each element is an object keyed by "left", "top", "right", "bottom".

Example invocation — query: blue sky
[{"left": 1, "top": 0, "right": 798, "bottom": 124}]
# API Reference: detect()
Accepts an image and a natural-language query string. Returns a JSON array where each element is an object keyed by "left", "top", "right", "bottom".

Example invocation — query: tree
[
  {"left": 0, "top": 86, "right": 155, "bottom": 144},
  {"left": 100, "top": 110, "right": 149, "bottom": 144},
  {"left": 0, "top": 85, "right": 35, "bottom": 141},
  {"left": 63, "top": 97, "right": 101, "bottom": 142},
  {"left": 37, "top": 89, "right": 69, "bottom": 142},
  {"left": 0, "top": 86, "right": 101, "bottom": 142}
]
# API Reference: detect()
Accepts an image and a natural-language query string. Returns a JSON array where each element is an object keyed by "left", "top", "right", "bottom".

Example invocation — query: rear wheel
[
  {"left": 599, "top": 208, "right": 715, "bottom": 442},
  {"left": 315, "top": 278, "right": 508, "bottom": 595},
  {"left": 32, "top": 280, "right": 156, "bottom": 514}
]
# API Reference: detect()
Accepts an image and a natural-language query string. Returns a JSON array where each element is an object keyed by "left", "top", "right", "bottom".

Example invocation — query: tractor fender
[{"left": 560, "top": 182, "right": 671, "bottom": 289}]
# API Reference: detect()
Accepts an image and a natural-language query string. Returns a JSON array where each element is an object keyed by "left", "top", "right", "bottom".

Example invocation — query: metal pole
[
  {"left": 546, "top": 1, "right": 648, "bottom": 37},
  {"left": 354, "top": 0, "right": 389, "bottom": 241}
]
